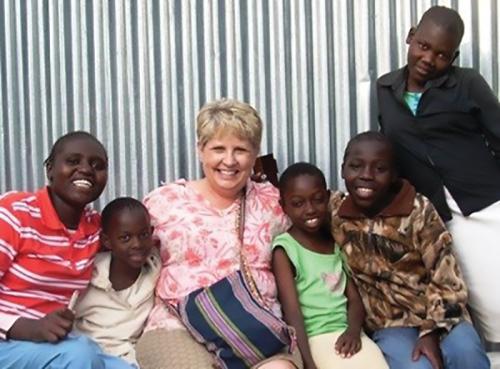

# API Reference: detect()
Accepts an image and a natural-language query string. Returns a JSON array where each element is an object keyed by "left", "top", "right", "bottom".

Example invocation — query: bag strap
[
  {"left": 237, "top": 190, "right": 266, "bottom": 304},
  {"left": 237, "top": 190, "right": 246, "bottom": 243}
]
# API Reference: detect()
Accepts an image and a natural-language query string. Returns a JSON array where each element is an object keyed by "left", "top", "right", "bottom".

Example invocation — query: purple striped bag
[
  {"left": 174, "top": 190, "right": 295, "bottom": 368},
  {"left": 177, "top": 269, "right": 294, "bottom": 368}
]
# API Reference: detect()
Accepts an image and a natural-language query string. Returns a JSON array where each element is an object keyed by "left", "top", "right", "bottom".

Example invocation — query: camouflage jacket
[{"left": 329, "top": 180, "right": 469, "bottom": 337}]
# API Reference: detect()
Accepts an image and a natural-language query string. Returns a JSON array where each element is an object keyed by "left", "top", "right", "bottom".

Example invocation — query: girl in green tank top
[{"left": 272, "top": 162, "right": 388, "bottom": 369}]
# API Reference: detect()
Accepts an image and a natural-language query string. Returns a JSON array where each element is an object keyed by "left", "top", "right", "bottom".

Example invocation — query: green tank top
[{"left": 272, "top": 232, "right": 348, "bottom": 337}]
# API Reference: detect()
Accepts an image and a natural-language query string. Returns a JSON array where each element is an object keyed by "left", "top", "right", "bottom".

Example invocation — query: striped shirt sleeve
[{"left": 0, "top": 194, "right": 22, "bottom": 338}]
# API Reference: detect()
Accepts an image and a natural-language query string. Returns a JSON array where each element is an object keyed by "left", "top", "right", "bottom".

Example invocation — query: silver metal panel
[{"left": 1, "top": 0, "right": 498, "bottom": 207}]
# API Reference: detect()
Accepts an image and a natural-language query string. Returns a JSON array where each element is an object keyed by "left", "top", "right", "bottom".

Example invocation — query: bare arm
[
  {"left": 335, "top": 277, "right": 364, "bottom": 357},
  {"left": 272, "top": 247, "right": 317, "bottom": 369},
  {"left": 345, "top": 278, "right": 364, "bottom": 332}
]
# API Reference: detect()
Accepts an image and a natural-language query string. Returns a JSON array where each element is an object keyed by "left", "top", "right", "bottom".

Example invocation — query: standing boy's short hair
[
  {"left": 343, "top": 131, "right": 395, "bottom": 165},
  {"left": 278, "top": 162, "right": 327, "bottom": 197},
  {"left": 417, "top": 6, "right": 464, "bottom": 45},
  {"left": 101, "top": 197, "right": 149, "bottom": 233}
]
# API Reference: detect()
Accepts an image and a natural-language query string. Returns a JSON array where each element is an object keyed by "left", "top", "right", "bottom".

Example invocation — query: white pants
[
  {"left": 445, "top": 189, "right": 500, "bottom": 342},
  {"left": 308, "top": 331, "right": 388, "bottom": 369}
]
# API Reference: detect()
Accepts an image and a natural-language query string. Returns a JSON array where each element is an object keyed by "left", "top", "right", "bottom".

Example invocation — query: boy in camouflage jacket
[{"left": 329, "top": 132, "right": 489, "bottom": 369}]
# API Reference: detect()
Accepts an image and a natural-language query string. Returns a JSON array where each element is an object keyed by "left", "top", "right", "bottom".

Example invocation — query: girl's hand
[
  {"left": 335, "top": 328, "right": 362, "bottom": 358},
  {"left": 8, "top": 308, "right": 75, "bottom": 342}
]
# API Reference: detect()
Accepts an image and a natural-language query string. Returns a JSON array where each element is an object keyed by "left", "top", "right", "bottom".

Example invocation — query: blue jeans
[
  {"left": 372, "top": 322, "right": 490, "bottom": 369},
  {"left": 0, "top": 333, "right": 136, "bottom": 369}
]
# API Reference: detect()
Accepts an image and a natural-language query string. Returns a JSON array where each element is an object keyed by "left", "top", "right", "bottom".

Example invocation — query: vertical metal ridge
[{"left": 1, "top": 0, "right": 498, "bottom": 204}]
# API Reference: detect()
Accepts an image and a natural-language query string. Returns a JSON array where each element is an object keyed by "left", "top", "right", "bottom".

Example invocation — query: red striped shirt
[{"left": 0, "top": 187, "right": 100, "bottom": 339}]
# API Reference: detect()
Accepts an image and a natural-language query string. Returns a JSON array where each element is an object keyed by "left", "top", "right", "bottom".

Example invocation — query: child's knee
[
  {"left": 55, "top": 335, "right": 103, "bottom": 368},
  {"left": 442, "top": 321, "right": 483, "bottom": 354},
  {"left": 357, "top": 336, "right": 389, "bottom": 369},
  {"left": 257, "top": 359, "right": 296, "bottom": 369},
  {"left": 442, "top": 322, "right": 489, "bottom": 368},
  {"left": 404, "top": 360, "right": 433, "bottom": 369}
]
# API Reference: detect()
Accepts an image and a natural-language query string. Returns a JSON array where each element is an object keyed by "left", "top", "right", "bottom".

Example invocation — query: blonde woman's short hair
[{"left": 196, "top": 99, "right": 263, "bottom": 150}]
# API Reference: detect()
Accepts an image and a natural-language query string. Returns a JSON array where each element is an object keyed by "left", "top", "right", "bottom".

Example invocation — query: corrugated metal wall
[{"left": 1, "top": 0, "right": 499, "bottom": 207}]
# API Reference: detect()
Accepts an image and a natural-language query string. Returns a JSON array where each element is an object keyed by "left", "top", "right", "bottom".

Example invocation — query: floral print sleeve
[{"left": 143, "top": 179, "right": 290, "bottom": 332}]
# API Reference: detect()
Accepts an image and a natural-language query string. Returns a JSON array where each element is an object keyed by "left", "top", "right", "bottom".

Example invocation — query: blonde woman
[{"left": 136, "top": 99, "right": 301, "bottom": 369}]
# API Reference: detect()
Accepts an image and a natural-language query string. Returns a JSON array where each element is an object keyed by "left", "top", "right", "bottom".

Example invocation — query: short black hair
[
  {"left": 278, "top": 162, "right": 327, "bottom": 197},
  {"left": 101, "top": 197, "right": 149, "bottom": 233},
  {"left": 44, "top": 131, "right": 107, "bottom": 169},
  {"left": 343, "top": 131, "right": 395, "bottom": 165},
  {"left": 418, "top": 6, "right": 464, "bottom": 45}
]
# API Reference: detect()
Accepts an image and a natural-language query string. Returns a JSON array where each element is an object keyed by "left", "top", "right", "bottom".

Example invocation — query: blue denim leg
[
  {"left": 372, "top": 327, "right": 433, "bottom": 369},
  {"left": 441, "top": 322, "right": 490, "bottom": 369},
  {"left": 0, "top": 334, "right": 135, "bottom": 369},
  {"left": 98, "top": 351, "right": 138, "bottom": 369},
  {"left": 373, "top": 323, "right": 491, "bottom": 369}
]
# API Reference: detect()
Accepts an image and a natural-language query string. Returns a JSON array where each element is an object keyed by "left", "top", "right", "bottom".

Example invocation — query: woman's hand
[
  {"left": 412, "top": 331, "right": 443, "bottom": 369},
  {"left": 8, "top": 308, "right": 75, "bottom": 342},
  {"left": 335, "top": 327, "right": 362, "bottom": 357}
]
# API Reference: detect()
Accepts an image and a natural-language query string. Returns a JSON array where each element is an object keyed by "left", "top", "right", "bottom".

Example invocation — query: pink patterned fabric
[{"left": 143, "top": 179, "right": 290, "bottom": 332}]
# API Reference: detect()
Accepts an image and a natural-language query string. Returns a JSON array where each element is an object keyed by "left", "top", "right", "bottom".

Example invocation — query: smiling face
[
  {"left": 46, "top": 136, "right": 108, "bottom": 222},
  {"left": 281, "top": 174, "right": 330, "bottom": 235},
  {"left": 102, "top": 208, "right": 154, "bottom": 271},
  {"left": 198, "top": 130, "right": 258, "bottom": 200},
  {"left": 406, "top": 21, "right": 460, "bottom": 91},
  {"left": 342, "top": 140, "right": 397, "bottom": 216}
]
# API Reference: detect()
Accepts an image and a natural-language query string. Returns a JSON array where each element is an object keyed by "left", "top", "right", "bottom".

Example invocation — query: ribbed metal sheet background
[{"left": 1, "top": 0, "right": 499, "bottom": 207}]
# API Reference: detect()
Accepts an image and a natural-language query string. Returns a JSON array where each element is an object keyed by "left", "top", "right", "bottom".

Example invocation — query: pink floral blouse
[{"left": 143, "top": 179, "right": 290, "bottom": 331}]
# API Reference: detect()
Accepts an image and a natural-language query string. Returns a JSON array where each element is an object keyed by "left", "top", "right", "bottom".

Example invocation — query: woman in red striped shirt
[{"left": 0, "top": 131, "right": 134, "bottom": 369}]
